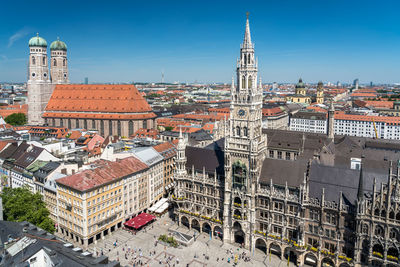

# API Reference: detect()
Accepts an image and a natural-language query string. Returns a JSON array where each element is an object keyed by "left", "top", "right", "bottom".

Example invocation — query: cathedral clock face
[{"left": 238, "top": 109, "right": 246, "bottom": 117}]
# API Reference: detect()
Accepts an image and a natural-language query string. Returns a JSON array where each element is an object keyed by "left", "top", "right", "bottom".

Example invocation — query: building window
[
  {"left": 143, "top": 120, "right": 147, "bottom": 129},
  {"left": 243, "top": 127, "right": 248, "bottom": 137},
  {"left": 68, "top": 119, "right": 71, "bottom": 129},
  {"left": 84, "top": 119, "right": 87, "bottom": 130},
  {"left": 236, "top": 126, "right": 241, "bottom": 136},
  {"left": 32, "top": 56, "right": 35, "bottom": 65},
  {"left": 269, "top": 150, "right": 274, "bottom": 158},
  {"left": 100, "top": 120, "right": 104, "bottom": 135},
  {"left": 117, "top": 121, "right": 121, "bottom": 136},
  {"left": 53, "top": 58, "right": 57, "bottom": 66},
  {"left": 129, "top": 121, "right": 134, "bottom": 136},
  {"left": 277, "top": 151, "right": 282, "bottom": 159},
  {"left": 63, "top": 59, "right": 66, "bottom": 66},
  {"left": 60, "top": 119, "right": 64, "bottom": 127},
  {"left": 76, "top": 119, "right": 79, "bottom": 128},
  {"left": 285, "top": 152, "right": 291, "bottom": 160},
  {"left": 109, "top": 120, "right": 113, "bottom": 136},
  {"left": 92, "top": 120, "right": 95, "bottom": 129},
  {"left": 43, "top": 56, "right": 46, "bottom": 65}
]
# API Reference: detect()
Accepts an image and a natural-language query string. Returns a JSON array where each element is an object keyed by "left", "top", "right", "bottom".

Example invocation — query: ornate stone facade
[{"left": 172, "top": 15, "right": 400, "bottom": 267}]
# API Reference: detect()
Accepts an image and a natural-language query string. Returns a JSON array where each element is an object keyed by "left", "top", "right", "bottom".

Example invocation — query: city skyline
[{"left": 1, "top": 0, "right": 400, "bottom": 84}]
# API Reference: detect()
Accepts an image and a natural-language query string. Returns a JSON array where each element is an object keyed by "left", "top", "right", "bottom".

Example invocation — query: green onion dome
[{"left": 28, "top": 33, "right": 47, "bottom": 47}]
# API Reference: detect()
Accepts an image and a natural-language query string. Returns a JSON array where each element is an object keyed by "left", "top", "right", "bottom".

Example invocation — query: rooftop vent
[{"left": 72, "top": 247, "right": 82, "bottom": 252}]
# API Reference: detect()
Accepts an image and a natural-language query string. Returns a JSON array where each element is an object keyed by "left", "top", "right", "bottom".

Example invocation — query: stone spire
[
  {"left": 357, "top": 165, "right": 364, "bottom": 201},
  {"left": 243, "top": 12, "right": 252, "bottom": 48}
]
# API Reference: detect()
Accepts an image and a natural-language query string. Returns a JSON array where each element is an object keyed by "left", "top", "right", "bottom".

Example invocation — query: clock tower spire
[{"left": 223, "top": 13, "right": 267, "bottom": 249}]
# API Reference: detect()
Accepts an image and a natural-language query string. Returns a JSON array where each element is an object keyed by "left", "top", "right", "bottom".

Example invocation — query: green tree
[
  {"left": 5, "top": 113, "right": 27, "bottom": 126},
  {"left": 164, "top": 126, "right": 173, "bottom": 131},
  {"left": 1, "top": 187, "right": 55, "bottom": 233}
]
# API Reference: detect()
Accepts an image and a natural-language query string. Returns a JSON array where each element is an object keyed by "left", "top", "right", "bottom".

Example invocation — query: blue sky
[{"left": 0, "top": 0, "right": 399, "bottom": 84}]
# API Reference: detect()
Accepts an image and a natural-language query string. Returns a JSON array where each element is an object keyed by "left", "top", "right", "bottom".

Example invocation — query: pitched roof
[
  {"left": 56, "top": 157, "right": 148, "bottom": 192},
  {"left": 44, "top": 84, "right": 155, "bottom": 117},
  {"left": 185, "top": 141, "right": 224, "bottom": 174}
]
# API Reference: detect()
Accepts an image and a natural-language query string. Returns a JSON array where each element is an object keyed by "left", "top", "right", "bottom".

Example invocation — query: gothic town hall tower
[{"left": 223, "top": 13, "right": 267, "bottom": 248}]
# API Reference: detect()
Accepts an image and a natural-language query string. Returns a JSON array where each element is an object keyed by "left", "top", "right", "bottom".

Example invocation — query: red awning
[{"left": 124, "top": 213, "right": 156, "bottom": 229}]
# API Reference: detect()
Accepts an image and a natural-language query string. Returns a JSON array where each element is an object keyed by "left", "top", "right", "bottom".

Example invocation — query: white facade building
[{"left": 289, "top": 110, "right": 400, "bottom": 140}]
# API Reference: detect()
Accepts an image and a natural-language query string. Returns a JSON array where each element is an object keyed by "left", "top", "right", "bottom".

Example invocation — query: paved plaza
[{"left": 85, "top": 215, "right": 296, "bottom": 267}]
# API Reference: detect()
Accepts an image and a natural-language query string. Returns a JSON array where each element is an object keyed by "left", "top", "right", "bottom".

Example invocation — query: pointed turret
[
  {"left": 357, "top": 165, "right": 364, "bottom": 201},
  {"left": 243, "top": 12, "right": 252, "bottom": 48}
]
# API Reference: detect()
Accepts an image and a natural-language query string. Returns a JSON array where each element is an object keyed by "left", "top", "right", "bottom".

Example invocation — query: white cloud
[{"left": 8, "top": 27, "right": 32, "bottom": 48}]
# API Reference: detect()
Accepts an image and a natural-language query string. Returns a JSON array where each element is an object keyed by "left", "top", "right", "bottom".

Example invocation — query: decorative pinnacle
[
  {"left": 246, "top": 11, "right": 249, "bottom": 19},
  {"left": 57, "top": 36, "right": 60, "bottom": 41},
  {"left": 36, "top": 32, "right": 39, "bottom": 37}
]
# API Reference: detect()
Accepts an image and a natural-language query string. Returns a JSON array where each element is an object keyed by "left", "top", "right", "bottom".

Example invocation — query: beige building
[{"left": 56, "top": 157, "right": 147, "bottom": 248}]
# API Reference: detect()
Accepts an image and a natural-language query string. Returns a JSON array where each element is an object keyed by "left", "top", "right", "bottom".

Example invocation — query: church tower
[
  {"left": 316, "top": 81, "right": 324, "bottom": 104},
  {"left": 27, "top": 33, "right": 51, "bottom": 125},
  {"left": 223, "top": 13, "right": 267, "bottom": 249},
  {"left": 50, "top": 38, "right": 69, "bottom": 84}
]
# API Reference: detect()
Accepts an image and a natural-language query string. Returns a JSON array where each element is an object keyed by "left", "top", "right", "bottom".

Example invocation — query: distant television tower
[{"left": 161, "top": 70, "right": 165, "bottom": 83}]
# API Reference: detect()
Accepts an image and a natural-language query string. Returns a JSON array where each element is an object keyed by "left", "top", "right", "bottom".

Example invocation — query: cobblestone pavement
[{"left": 83, "top": 215, "right": 297, "bottom": 267}]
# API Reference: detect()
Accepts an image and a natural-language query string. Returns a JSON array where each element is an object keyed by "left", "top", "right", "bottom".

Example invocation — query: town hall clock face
[{"left": 237, "top": 109, "right": 246, "bottom": 117}]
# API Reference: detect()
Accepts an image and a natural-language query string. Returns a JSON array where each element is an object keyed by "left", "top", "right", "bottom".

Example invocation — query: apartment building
[{"left": 56, "top": 157, "right": 147, "bottom": 248}]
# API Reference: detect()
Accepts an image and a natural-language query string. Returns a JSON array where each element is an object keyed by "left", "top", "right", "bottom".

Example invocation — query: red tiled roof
[
  {"left": 262, "top": 107, "right": 285, "bottom": 117},
  {"left": 0, "top": 104, "right": 28, "bottom": 118},
  {"left": 56, "top": 157, "right": 148, "bottom": 192},
  {"left": 153, "top": 141, "right": 176, "bottom": 159},
  {"left": 335, "top": 113, "right": 400, "bottom": 125},
  {"left": 45, "top": 84, "right": 152, "bottom": 113}
]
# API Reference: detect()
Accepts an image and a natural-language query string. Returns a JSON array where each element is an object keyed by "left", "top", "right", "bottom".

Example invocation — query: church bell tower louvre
[{"left": 223, "top": 13, "right": 267, "bottom": 248}]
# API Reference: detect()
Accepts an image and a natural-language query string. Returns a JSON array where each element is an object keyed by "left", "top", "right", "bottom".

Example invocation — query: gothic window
[
  {"left": 63, "top": 59, "right": 66, "bottom": 66},
  {"left": 32, "top": 56, "right": 35, "bottom": 65},
  {"left": 389, "top": 211, "right": 395, "bottom": 219},
  {"left": 143, "top": 120, "right": 147, "bottom": 129},
  {"left": 374, "top": 225, "right": 384, "bottom": 237},
  {"left": 244, "top": 54, "right": 247, "bottom": 65},
  {"left": 243, "top": 127, "right": 248, "bottom": 137},
  {"left": 92, "top": 119, "right": 95, "bottom": 129},
  {"left": 390, "top": 228, "right": 397, "bottom": 239},
  {"left": 242, "top": 76, "right": 245, "bottom": 89},
  {"left": 381, "top": 209, "right": 386, "bottom": 218},
  {"left": 374, "top": 208, "right": 380, "bottom": 217},
  {"left": 236, "top": 126, "right": 241, "bottom": 136},
  {"left": 232, "top": 161, "right": 247, "bottom": 190},
  {"left": 53, "top": 59, "right": 57, "bottom": 66},
  {"left": 129, "top": 121, "right": 134, "bottom": 136},
  {"left": 84, "top": 119, "right": 87, "bottom": 130},
  {"left": 362, "top": 224, "right": 368, "bottom": 234},
  {"left": 76, "top": 119, "right": 79, "bottom": 128},
  {"left": 43, "top": 56, "right": 46, "bottom": 65},
  {"left": 248, "top": 76, "right": 252, "bottom": 89},
  {"left": 248, "top": 54, "right": 251, "bottom": 64}
]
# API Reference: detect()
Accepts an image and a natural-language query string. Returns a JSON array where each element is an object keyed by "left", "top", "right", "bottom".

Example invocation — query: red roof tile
[{"left": 56, "top": 157, "right": 148, "bottom": 192}]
